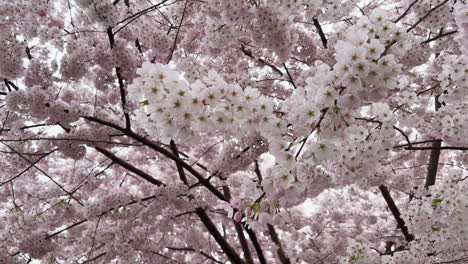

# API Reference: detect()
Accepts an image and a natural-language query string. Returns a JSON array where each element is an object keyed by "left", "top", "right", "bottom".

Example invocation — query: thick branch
[
  {"left": 313, "top": 18, "right": 327, "bottom": 49},
  {"left": 95, "top": 147, "right": 165, "bottom": 186},
  {"left": 84, "top": 116, "right": 227, "bottom": 201},
  {"left": 195, "top": 208, "right": 246, "bottom": 264},
  {"left": 267, "top": 224, "right": 291, "bottom": 264},
  {"left": 425, "top": 140, "right": 442, "bottom": 188},
  {"left": 107, "top": 26, "right": 114, "bottom": 49},
  {"left": 425, "top": 95, "right": 443, "bottom": 188},
  {"left": 115, "top": 67, "right": 131, "bottom": 131},
  {"left": 235, "top": 222, "right": 254, "bottom": 264},
  {"left": 245, "top": 227, "right": 267, "bottom": 264},
  {"left": 379, "top": 185, "right": 414, "bottom": 242},
  {"left": 169, "top": 140, "right": 188, "bottom": 185}
]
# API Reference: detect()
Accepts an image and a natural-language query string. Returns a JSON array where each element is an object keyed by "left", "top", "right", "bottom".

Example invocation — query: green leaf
[
  {"left": 432, "top": 198, "right": 443, "bottom": 209},
  {"left": 251, "top": 202, "right": 261, "bottom": 213},
  {"left": 139, "top": 99, "right": 149, "bottom": 106}
]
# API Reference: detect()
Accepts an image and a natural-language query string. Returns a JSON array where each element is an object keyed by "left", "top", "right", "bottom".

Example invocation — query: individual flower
[{"left": 364, "top": 39, "right": 385, "bottom": 60}]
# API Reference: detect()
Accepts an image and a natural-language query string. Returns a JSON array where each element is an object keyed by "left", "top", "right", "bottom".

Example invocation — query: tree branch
[
  {"left": 1, "top": 143, "right": 84, "bottom": 206},
  {"left": 393, "top": 0, "right": 418, "bottom": 23},
  {"left": 422, "top": 29, "right": 458, "bottom": 44},
  {"left": 195, "top": 208, "right": 246, "bottom": 264},
  {"left": 406, "top": 0, "right": 449, "bottom": 32},
  {"left": 267, "top": 224, "right": 291, "bottom": 264},
  {"left": 169, "top": 140, "right": 188, "bottom": 185},
  {"left": 313, "top": 18, "right": 327, "bottom": 49},
  {"left": 115, "top": 67, "right": 131, "bottom": 131},
  {"left": 240, "top": 45, "right": 284, "bottom": 76},
  {"left": 283, "top": 63, "right": 297, "bottom": 89},
  {"left": 84, "top": 116, "right": 227, "bottom": 202},
  {"left": 425, "top": 95, "right": 443, "bottom": 188},
  {"left": 245, "top": 227, "right": 267, "bottom": 264},
  {"left": 235, "top": 222, "right": 254, "bottom": 264},
  {"left": 95, "top": 147, "right": 165, "bottom": 186},
  {"left": 379, "top": 185, "right": 414, "bottom": 242},
  {"left": 167, "top": 0, "right": 189, "bottom": 63}
]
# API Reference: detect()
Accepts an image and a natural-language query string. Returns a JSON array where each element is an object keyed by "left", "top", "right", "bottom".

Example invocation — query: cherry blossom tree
[{"left": 0, "top": 0, "right": 467, "bottom": 263}]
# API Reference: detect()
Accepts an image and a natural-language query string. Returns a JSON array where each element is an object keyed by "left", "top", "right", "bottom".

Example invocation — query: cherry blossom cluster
[
  {"left": 454, "top": 2, "right": 468, "bottom": 56},
  {"left": 399, "top": 170, "right": 468, "bottom": 262},
  {"left": 128, "top": 62, "right": 284, "bottom": 144}
]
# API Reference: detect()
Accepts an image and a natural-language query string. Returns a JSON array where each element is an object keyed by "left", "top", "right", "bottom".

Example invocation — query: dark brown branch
[
  {"left": 107, "top": 26, "right": 114, "bottom": 49},
  {"left": 283, "top": 63, "right": 297, "bottom": 89},
  {"left": 115, "top": 0, "right": 170, "bottom": 27},
  {"left": 95, "top": 147, "right": 165, "bottom": 186},
  {"left": 267, "top": 224, "right": 291, "bottom": 264},
  {"left": 393, "top": 139, "right": 435, "bottom": 148},
  {"left": 313, "top": 18, "right": 327, "bottom": 49},
  {"left": 254, "top": 160, "right": 263, "bottom": 185},
  {"left": 406, "top": 0, "right": 449, "bottom": 32},
  {"left": 4, "top": 79, "right": 18, "bottom": 91},
  {"left": 235, "top": 222, "right": 254, "bottom": 264},
  {"left": 222, "top": 186, "right": 253, "bottom": 264},
  {"left": 167, "top": 0, "right": 189, "bottom": 63},
  {"left": 0, "top": 149, "right": 57, "bottom": 187},
  {"left": 195, "top": 208, "right": 246, "bottom": 264},
  {"left": 240, "top": 45, "right": 284, "bottom": 76},
  {"left": 425, "top": 139, "right": 442, "bottom": 188},
  {"left": 86, "top": 215, "right": 102, "bottom": 261},
  {"left": 422, "top": 29, "right": 458, "bottom": 44},
  {"left": 45, "top": 219, "right": 88, "bottom": 240},
  {"left": 405, "top": 145, "right": 466, "bottom": 151},
  {"left": 0, "top": 137, "right": 140, "bottom": 146},
  {"left": 45, "top": 195, "right": 157, "bottom": 240},
  {"left": 167, "top": 247, "right": 223, "bottom": 264},
  {"left": 115, "top": 67, "right": 131, "bottom": 131},
  {"left": 2, "top": 143, "right": 83, "bottom": 206},
  {"left": 379, "top": 185, "right": 414, "bottom": 242},
  {"left": 135, "top": 38, "right": 143, "bottom": 53},
  {"left": 84, "top": 116, "right": 227, "bottom": 202},
  {"left": 25, "top": 46, "right": 33, "bottom": 60},
  {"left": 393, "top": 0, "right": 418, "bottom": 23},
  {"left": 82, "top": 252, "right": 107, "bottom": 264},
  {"left": 294, "top": 107, "right": 329, "bottom": 159},
  {"left": 245, "top": 227, "right": 267, "bottom": 264},
  {"left": 169, "top": 140, "right": 188, "bottom": 185},
  {"left": 393, "top": 126, "right": 412, "bottom": 148}
]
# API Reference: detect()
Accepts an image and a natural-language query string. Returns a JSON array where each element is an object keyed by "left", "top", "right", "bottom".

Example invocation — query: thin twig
[
  {"left": 167, "top": 0, "right": 189, "bottom": 63},
  {"left": 95, "top": 147, "right": 165, "bottom": 186},
  {"left": 240, "top": 45, "right": 283, "bottom": 76},
  {"left": 422, "top": 29, "right": 458, "bottom": 44},
  {"left": 393, "top": 0, "right": 418, "bottom": 23},
  {"left": 406, "top": 0, "right": 450, "bottom": 33},
  {"left": 283, "top": 63, "right": 297, "bottom": 89}
]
